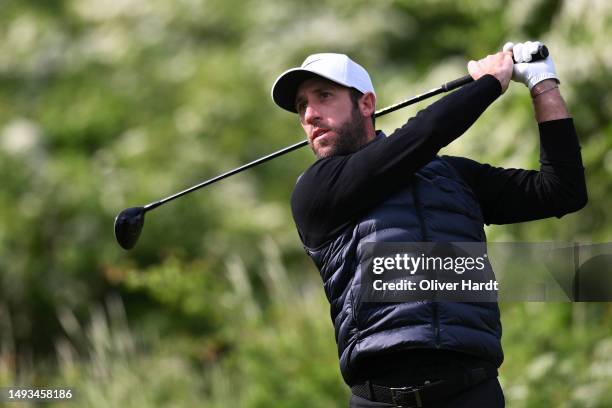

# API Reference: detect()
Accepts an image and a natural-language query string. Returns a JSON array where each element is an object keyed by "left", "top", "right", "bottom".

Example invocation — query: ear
[{"left": 358, "top": 92, "right": 376, "bottom": 118}]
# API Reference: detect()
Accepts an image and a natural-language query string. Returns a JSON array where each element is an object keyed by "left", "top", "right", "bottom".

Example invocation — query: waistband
[{"left": 351, "top": 363, "right": 498, "bottom": 407}]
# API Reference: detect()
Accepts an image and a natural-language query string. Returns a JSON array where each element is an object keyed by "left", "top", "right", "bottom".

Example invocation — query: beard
[{"left": 311, "top": 107, "right": 368, "bottom": 159}]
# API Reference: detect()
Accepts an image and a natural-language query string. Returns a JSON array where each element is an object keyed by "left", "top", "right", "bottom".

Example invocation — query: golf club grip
[
  {"left": 442, "top": 44, "right": 549, "bottom": 92},
  {"left": 441, "top": 75, "right": 473, "bottom": 92},
  {"left": 521, "top": 44, "right": 549, "bottom": 62}
]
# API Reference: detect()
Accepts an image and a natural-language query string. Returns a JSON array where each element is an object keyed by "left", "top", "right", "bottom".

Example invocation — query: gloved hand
[{"left": 502, "top": 41, "right": 559, "bottom": 89}]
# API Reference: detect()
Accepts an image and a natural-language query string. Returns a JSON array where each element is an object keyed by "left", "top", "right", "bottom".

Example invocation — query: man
[{"left": 271, "top": 43, "right": 587, "bottom": 407}]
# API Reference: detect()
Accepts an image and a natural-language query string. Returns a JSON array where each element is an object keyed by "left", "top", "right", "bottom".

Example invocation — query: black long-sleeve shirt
[{"left": 291, "top": 74, "right": 587, "bottom": 249}]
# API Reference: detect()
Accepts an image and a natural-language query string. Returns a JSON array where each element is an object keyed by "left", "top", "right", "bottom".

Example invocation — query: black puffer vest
[{"left": 304, "top": 156, "right": 503, "bottom": 385}]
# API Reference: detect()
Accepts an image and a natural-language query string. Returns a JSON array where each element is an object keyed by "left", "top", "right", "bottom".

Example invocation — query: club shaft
[
  {"left": 144, "top": 74, "right": 475, "bottom": 211},
  {"left": 144, "top": 139, "right": 309, "bottom": 211},
  {"left": 374, "top": 75, "right": 473, "bottom": 117}
]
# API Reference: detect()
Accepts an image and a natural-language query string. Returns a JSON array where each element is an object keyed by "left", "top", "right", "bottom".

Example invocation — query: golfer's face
[{"left": 295, "top": 78, "right": 354, "bottom": 158}]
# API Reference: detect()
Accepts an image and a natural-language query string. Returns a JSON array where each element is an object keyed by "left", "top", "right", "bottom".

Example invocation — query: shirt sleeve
[
  {"left": 291, "top": 74, "right": 502, "bottom": 248},
  {"left": 443, "top": 118, "right": 588, "bottom": 225}
]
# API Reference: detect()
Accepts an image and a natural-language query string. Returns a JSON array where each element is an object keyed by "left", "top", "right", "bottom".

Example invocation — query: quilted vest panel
[{"left": 305, "top": 157, "right": 503, "bottom": 385}]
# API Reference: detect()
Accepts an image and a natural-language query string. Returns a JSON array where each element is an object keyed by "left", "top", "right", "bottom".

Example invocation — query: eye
[
  {"left": 320, "top": 91, "right": 332, "bottom": 99},
  {"left": 296, "top": 101, "right": 306, "bottom": 113}
]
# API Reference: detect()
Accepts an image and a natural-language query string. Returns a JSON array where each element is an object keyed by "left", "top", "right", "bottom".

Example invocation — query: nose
[{"left": 302, "top": 103, "right": 321, "bottom": 125}]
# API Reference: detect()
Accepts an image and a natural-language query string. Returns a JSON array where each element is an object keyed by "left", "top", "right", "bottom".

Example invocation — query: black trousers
[{"left": 349, "top": 377, "right": 505, "bottom": 407}]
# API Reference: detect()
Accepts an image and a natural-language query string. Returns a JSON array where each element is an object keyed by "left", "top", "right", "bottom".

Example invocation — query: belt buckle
[{"left": 389, "top": 386, "right": 422, "bottom": 407}]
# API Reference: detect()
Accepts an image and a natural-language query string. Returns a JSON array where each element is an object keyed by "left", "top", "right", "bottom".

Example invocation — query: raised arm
[
  {"left": 530, "top": 79, "right": 570, "bottom": 122},
  {"left": 445, "top": 42, "right": 586, "bottom": 225},
  {"left": 444, "top": 118, "right": 587, "bottom": 225}
]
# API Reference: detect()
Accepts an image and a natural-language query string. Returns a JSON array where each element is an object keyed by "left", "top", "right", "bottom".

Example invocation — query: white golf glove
[{"left": 503, "top": 41, "right": 559, "bottom": 89}]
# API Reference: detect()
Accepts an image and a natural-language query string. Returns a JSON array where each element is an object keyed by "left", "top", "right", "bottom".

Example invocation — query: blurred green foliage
[{"left": 1, "top": 0, "right": 611, "bottom": 406}]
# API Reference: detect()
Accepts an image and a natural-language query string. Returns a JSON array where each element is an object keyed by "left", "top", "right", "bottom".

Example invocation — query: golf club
[{"left": 115, "top": 45, "right": 549, "bottom": 250}]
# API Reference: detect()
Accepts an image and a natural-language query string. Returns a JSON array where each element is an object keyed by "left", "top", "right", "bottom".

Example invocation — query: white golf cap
[{"left": 271, "top": 53, "right": 375, "bottom": 113}]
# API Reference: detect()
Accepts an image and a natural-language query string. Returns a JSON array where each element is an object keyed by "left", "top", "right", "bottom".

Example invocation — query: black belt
[{"left": 351, "top": 364, "right": 497, "bottom": 407}]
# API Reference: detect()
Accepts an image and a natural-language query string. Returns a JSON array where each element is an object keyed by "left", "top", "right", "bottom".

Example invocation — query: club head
[{"left": 114, "top": 207, "right": 146, "bottom": 250}]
